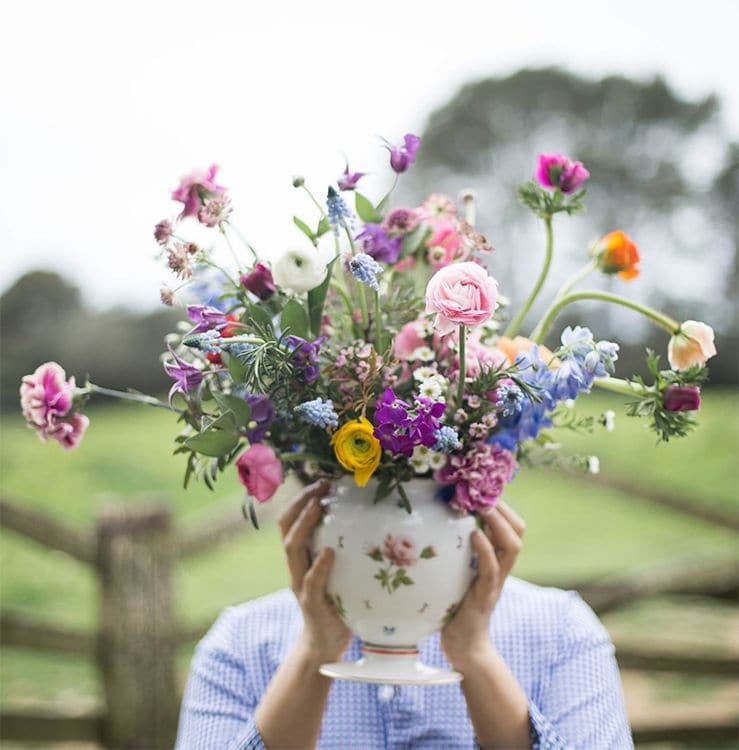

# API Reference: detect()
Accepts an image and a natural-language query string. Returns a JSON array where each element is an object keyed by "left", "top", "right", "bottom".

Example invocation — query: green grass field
[{"left": 0, "top": 389, "right": 737, "bottom": 720}]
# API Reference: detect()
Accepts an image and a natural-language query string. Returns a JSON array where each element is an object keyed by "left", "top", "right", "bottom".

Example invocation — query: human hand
[
  {"left": 278, "top": 480, "right": 352, "bottom": 664},
  {"left": 440, "top": 501, "right": 526, "bottom": 672}
]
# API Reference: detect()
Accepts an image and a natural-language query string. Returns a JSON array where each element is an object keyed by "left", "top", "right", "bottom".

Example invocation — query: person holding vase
[{"left": 175, "top": 480, "right": 633, "bottom": 749}]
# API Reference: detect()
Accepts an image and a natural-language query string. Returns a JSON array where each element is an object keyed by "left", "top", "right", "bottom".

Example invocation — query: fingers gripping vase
[{"left": 311, "top": 478, "right": 476, "bottom": 685}]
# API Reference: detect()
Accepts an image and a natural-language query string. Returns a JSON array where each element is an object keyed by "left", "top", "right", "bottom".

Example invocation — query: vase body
[{"left": 311, "top": 477, "right": 476, "bottom": 684}]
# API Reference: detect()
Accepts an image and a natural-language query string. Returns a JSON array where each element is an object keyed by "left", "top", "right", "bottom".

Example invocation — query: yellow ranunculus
[{"left": 331, "top": 417, "right": 381, "bottom": 487}]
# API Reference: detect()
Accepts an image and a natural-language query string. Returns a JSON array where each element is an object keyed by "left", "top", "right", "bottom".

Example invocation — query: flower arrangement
[{"left": 21, "top": 136, "right": 716, "bottom": 522}]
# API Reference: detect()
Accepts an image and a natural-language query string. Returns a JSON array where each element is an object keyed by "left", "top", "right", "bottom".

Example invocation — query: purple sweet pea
[
  {"left": 243, "top": 394, "right": 275, "bottom": 442},
  {"left": 164, "top": 348, "right": 203, "bottom": 403},
  {"left": 386, "top": 134, "right": 421, "bottom": 174},
  {"left": 186, "top": 304, "right": 230, "bottom": 333},
  {"left": 240, "top": 263, "right": 276, "bottom": 301},
  {"left": 338, "top": 163, "right": 365, "bottom": 191},
  {"left": 535, "top": 154, "right": 590, "bottom": 194},
  {"left": 285, "top": 335, "right": 326, "bottom": 384},
  {"left": 663, "top": 385, "right": 701, "bottom": 412},
  {"left": 356, "top": 223, "right": 403, "bottom": 264},
  {"left": 373, "top": 388, "right": 445, "bottom": 457}
]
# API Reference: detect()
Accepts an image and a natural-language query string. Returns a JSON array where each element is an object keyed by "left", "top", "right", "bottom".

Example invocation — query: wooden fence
[{"left": 0, "top": 495, "right": 737, "bottom": 748}]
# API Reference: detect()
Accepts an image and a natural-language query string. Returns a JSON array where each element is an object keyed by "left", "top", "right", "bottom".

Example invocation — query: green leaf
[
  {"left": 242, "top": 498, "right": 260, "bottom": 530},
  {"left": 293, "top": 216, "right": 316, "bottom": 246},
  {"left": 185, "top": 429, "right": 239, "bottom": 458},
  {"left": 316, "top": 217, "right": 330, "bottom": 238},
  {"left": 419, "top": 545, "right": 437, "bottom": 559},
  {"left": 280, "top": 299, "right": 310, "bottom": 340},
  {"left": 397, "top": 483, "right": 412, "bottom": 514},
  {"left": 366, "top": 546, "right": 384, "bottom": 562},
  {"left": 307, "top": 257, "right": 337, "bottom": 337},
  {"left": 212, "top": 392, "right": 251, "bottom": 428},
  {"left": 227, "top": 353, "right": 247, "bottom": 384},
  {"left": 355, "top": 192, "right": 381, "bottom": 223},
  {"left": 245, "top": 303, "right": 274, "bottom": 333}
]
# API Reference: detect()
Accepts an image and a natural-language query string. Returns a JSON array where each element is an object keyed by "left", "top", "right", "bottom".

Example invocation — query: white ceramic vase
[{"left": 311, "top": 477, "right": 476, "bottom": 685}]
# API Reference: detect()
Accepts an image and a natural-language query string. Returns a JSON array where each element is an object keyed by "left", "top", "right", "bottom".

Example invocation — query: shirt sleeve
[
  {"left": 175, "top": 608, "right": 266, "bottom": 750},
  {"left": 528, "top": 592, "right": 634, "bottom": 750}
]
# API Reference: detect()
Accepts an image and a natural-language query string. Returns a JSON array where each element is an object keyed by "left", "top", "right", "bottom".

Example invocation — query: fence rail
[{"left": 1, "top": 493, "right": 737, "bottom": 747}]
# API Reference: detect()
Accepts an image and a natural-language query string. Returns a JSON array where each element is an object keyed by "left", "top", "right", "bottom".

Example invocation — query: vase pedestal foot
[{"left": 319, "top": 643, "right": 463, "bottom": 686}]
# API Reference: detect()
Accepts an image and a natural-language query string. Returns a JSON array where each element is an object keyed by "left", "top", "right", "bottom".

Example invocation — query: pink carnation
[
  {"left": 382, "top": 533, "right": 418, "bottom": 567},
  {"left": 236, "top": 443, "right": 283, "bottom": 502},
  {"left": 19, "top": 362, "right": 89, "bottom": 450},
  {"left": 435, "top": 443, "right": 517, "bottom": 513},
  {"left": 425, "top": 262, "right": 499, "bottom": 336}
]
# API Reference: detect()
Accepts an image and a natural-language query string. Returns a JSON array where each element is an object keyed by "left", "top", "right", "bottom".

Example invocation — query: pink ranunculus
[
  {"left": 382, "top": 533, "right": 418, "bottom": 567},
  {"left": 435, "top": 442, "right": 517, "bottom": 514},
  {"left": 667, "top": 321, "right": 717, "bottom": 372},
  {"left": 171, "top": 164, "right": 226, "bottom": 219},
  {"left": 20, "top": 362, "right": 75, "bottom": 429},
  {"left": 425, "top": 262, "right": 499, "bottom": 336},
  {"left": 236, "top": 444, "right": 283, "bottom": 502},
  {"left": 393, "top": 321, "right": 427, "bottom": 360}
]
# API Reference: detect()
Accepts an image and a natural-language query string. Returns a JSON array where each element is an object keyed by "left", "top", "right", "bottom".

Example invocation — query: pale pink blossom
[
  {"left": 171, "top": 164, "right": 226, "bottom": 219},
  {"left": 425, "top": 262, "right": 499, "bottom": 335},
  {"left": 420, "top": 193, "right": 456, "bottom": 223},
  {"left": 393, "top": 321, "right": 427, "bottom": 359},
  {"left": 382, "top": 533, "right": 418, "bottom": 567},
  {"left": 667, "top": 321, "right": 717, "bottom": 371},
  {"left": 236, "top": 444, "right": 283, "bottom": 502}
]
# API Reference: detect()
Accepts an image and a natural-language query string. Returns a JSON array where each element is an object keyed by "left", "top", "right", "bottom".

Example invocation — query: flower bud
[
  {"left": 240, "top": 263, "right": 276, "bottom": 301},
  {"left": 593, "top": 231, "right": 640, "bottom": 280},
  {"left": 663, "top": 385, "right": 701, "bottom": 412},
  {"left": 292, "top": 175, "right": 305, "bottom": 188}
]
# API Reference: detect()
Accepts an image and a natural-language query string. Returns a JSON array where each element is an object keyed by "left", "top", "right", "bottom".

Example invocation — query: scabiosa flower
[
  {"left": 382, "top": 207, "right": 421, "bottom": 237},
  {"left": 240, "top": 263, "right": 276, "bottom": 301},
  {"left": 373, "top": 388, "right": 445, "bottom": 457},
  {"left": 154, "top": 219, "right": 173, "bottom": 245},
  {"left": 167, "top": 243, "right": 194, "bottom": 279},
  {"left": 536, "top": 154, "right": 590, "bottom": 194},
  {"left": 348, "top": 252, "right": 383, "bottom": 292},
  {"left": 163, "top": 348, "right": 204, "bottom": 403},
  {"left": 385, "top": 134, "right": 421, "bottom": 173},
  {"left": 243, "top": 394, "right": 275, "bottom": 442},
  {"left": 172, "top": 164, "right": 226, "bottom": 219},
  {"left": 160, "top": 285, "right": 175, "bottom": 306},
  {"left": 435, "top": 442, "right": 517, "bottom": 513},
  {"left": 433, "top": 425, "right": 461, "bottom": 453},
  {"left": 197, "top": 195, "right": 232, "bottom": 228},
  {"left": 663, "top": 385, "right": 701, "bottom": 412},
  {"left": 337, "top": 163, "right": 365, "bottom": 191},
  {"left": 327, "top": 186, "right": 354, "bottom": 235},
  {"left": 294, "top": 398, "right": 339, "bottom": 429},
  {"left": 356, "top": 224, "right": 403, "bottom": 264},
  {"left": 496, "top": 381, "right": 525, "bottom": 418},
  {"left": 285, "top": 335, "right": 325, "bottom": 384}
]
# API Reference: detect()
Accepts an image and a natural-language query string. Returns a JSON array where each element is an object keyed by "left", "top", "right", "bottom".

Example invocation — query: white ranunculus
[{"left": 272, "top": 248, "right": 327, "bottom": 293}]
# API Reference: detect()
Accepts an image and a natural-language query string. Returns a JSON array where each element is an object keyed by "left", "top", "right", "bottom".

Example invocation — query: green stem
[
  {"left": 83, "top": 383, "right": 182, "bottom": 413},
  {"left": 504, "top": 216, "right": 553, "bottom": 337},
  {"left": 329, "top": 279, "right": 353, "bottom": 316},
  {"left": 225, "top": 223, "right": 259, "bottom": 263},
  {"left": 555, "top": 259, "right": 597, "bottom": 300},
  {"left": 219, "top": 226, "right": 244, "bottom": 271},
  {"left": 374, "top": 290, "right": 383, "bottom": 352},
  {"left": 201, "top": 258, "right": 239, "bottom": 289},
  {"left": 457, "top": 324, "right": 467, "bottom": 407},
  {"left": 593, "top": 376, "right": 649, "bottom": 398},
  {"left": 302, "top": 184, "right": 341, "bottom": 256},
  {"left": 530, "top": 291, "right": 681, "bottom": 344}
]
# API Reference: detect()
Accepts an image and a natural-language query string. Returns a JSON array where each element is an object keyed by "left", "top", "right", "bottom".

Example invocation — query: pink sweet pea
[
  {"left": 236, "top": 444, "right": 283, "bottom": 502},
  {"left": 535, "top": 154, "right": 589, "bottom": 194},
  {"left": 667, "top": 321, "right": 717, "bottom": 372},
  {"left": 425, "top": 262, "right": 499, "bottom": 336},
  {"left": 171, "top": 165, "right": 226, "bottom": 219}
]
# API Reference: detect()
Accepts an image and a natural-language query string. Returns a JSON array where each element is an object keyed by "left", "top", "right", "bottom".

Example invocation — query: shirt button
[{"left": 377, "top": 684, "right": 396, "bottom": 702}]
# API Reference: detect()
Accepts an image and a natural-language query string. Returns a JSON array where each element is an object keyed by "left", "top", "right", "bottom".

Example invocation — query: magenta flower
[
  {"left": 163, "top": 348, "right": 203, "bottom": 403},
  {"left": 171, "top": 164, "right": 226, "bottom": 219},
  {"left": 435, "top": 442, "right": 517, "bottom": 513},
  {"left": 373, "top": 388, "right": 445, "bottom": 457},
  {"left": 240, "top": 263, "right": 276, "bottom": 301},
  {"left": 338, "top": 163, "right": 365, "bottom": 191},
  {"left": 382, "top": 207, "right": 421, "bottom": 237},
  {"left": 386, "top": 134, "right": 421, "bottom": 174},
  {"left": 535, "top": 154, "right": 590, "bottom": 194},
  {"left": 197, "top": 196, "right": 232, "bottom": 228},
  {"left": 356, "top": 224, "right": 402, "bottom": 264},
  {"left": 663, "top": 385, "right": 701, "bottom": 412},
  {"left": 236, "top": 443, "right": 283, "bottom": 502},
  {"left": 186, "top": 304, "right": 230, "bottom": 333},
  {"left": 19, "top": 362, "right": 89, "bottom": 450}
]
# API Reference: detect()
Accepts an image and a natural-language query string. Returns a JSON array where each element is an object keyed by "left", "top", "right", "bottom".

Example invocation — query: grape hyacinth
[
  {"left": 294, "top": 398, "right": 339, "bottom": 429},
  {"left": 327, "top": 186, "right": 354, "bottom": 235},
  {"left": 348, "top": 252, "right": 383, "bottom": 291},
  {"left": 433, "top": 426, "right": 461, "bottom": 453}
]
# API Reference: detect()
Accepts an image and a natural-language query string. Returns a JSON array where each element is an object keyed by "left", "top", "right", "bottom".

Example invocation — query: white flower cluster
[
  {"left": 410, "top": 445, "right": 447, "bottom": 474},
  {"left": 413, "top": 366, "right": 449, "bottom": 402}
]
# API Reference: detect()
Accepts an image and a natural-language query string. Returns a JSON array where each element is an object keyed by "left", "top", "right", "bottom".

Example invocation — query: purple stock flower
[
  {"left": 186, "top": 304, "right": 230, "bottom": 333},
  {"left": 240, "top": 263, "right": 276, "bottom": 301},
  {"left": 373, "top": 388, "right": 445, "bottom": 457},
  {"left": 535, "top": 154, "right": 590, "bottom": 194},
  {"left": 243, "top": 394, "right": 275, "bottom": 442},
  {"left": 386, "top": 134, "right": 421, "bottom": 174},
  {"left": 356, "top": 223, "right": 403, "bottom": 264},
  {"left": 164, "top": 348, "right": 203, "bottom": 403},
  {"left": 285, "top": 335, "right": 326, "bottom": 384},
  {"left": 338, "top": 163, "right": 365, "bottom": 191},
  {"left": 663, "top": 385, "right": 701, "bottom": 412}
]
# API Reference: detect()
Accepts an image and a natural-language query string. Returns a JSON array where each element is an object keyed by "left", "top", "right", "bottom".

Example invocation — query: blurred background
[{"left": 1, "top": 1, "right": 737, "bottom": 748}]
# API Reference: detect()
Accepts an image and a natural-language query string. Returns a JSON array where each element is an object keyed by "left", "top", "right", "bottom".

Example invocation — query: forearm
[
  {"left": 254, "top": 636, "right": 333, "bottom": 749},
  {"left": 456, "top": 642, "right": 532, "bottom": 750}
]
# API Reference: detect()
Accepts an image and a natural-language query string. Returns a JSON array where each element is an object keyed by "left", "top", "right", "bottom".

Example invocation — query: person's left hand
[{"left": 440, "top": 501, "right": 526, "bottom": 672}]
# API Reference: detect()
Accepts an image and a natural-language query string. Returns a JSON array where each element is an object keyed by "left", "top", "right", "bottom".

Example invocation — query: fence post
[{"left": 96, "top": 503, "right": 179, "bottom": 749}]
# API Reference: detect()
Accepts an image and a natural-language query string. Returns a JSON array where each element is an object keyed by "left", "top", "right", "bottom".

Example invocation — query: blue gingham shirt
[{"left": 176, "top": 578, "right": 633, "bottom": 749}]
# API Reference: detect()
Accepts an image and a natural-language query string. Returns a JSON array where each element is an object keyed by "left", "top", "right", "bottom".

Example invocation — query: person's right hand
[{"left": 278, "top": 480, "right": 352, "bottom": 664}]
